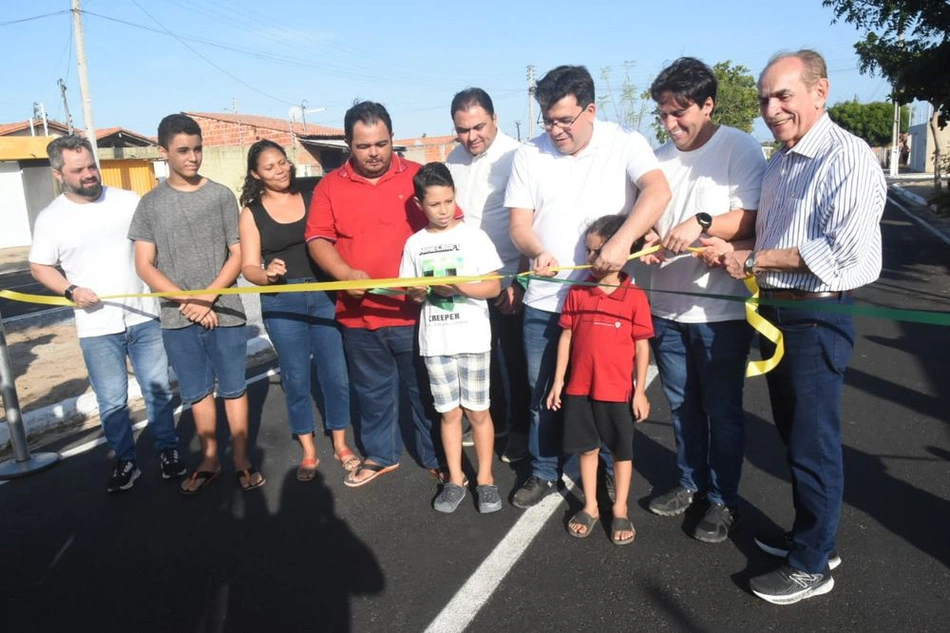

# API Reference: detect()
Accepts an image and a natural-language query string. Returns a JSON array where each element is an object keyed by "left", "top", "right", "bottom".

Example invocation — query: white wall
[{"left": 0, "top": 162, "right": 33, "bottom": 248}]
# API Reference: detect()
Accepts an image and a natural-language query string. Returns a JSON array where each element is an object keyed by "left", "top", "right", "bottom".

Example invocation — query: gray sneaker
[
  {"left": 648, "top": 485, "right": 699, "bottom": 517},
  {"left": 461, "top": 429, "right": 475, "bottom": 447},
  {"left": 693, "top": 503, "right": 735, "bottom": 543},
  {"left": 501, "top": 431, "right": 528, "bottom": 464},
  {"left": 477, "top": 484, "right": 502, "bottom": 514},
  {"left": 433, "top": 483, "right": 467, "bottom": 513}
]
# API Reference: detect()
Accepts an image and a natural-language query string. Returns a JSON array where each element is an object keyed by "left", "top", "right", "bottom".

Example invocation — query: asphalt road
[
  {"left": 1, "top": 199, "right": 947, "bottom": 632},
  {"left": 0, "top": 269, "right": 61, "bottom": 320}
]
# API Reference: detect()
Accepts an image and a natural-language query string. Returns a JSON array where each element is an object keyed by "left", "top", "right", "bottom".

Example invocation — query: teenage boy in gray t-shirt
[{"left": 129, "top": 113, "right": 265, "bottom": 495}]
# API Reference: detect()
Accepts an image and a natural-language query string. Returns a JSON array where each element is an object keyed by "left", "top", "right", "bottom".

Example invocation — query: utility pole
[
  {"left": 72, "top": 0, "right": 99, "bottom": 165},
  {"left": 514, "top": 120, "right": 522, "bottom": 142},
  {"left": 527, "top": 65, "right": 536, "bottom": 139},
  {"left": 58, "top": 79, "right": 74, "bottom": 134},
  {"left": 890, "top": 99, "right": 901, "bottom": 177}
]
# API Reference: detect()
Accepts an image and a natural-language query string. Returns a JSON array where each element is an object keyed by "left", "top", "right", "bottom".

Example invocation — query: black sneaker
[
  {"left": 693, "top": 503, "right": 735, "bottom": 543},
  {"left": 754, "top": 531, "right": 842, "bottom": 570},
  {"left": 648, "top": 485, "right": 699, "bottom": 517},
  {"left": 107, "top": 460, "right": 141, "bottom": 493},
  {"left": 750, "top": 564, "right": 834, "bottom": 605},
  {"left": 159, "top": 448, "right": 187, "bottom": 480},
  {"left": 512, "top": 475, "right": 557, "bottom": 509}
]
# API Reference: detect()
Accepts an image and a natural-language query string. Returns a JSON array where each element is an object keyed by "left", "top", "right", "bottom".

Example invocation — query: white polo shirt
[
  {"left": 504, "top": 119, "right": 659, "bottom": 313},
  {"left": 446, "top": 131, "right": 521, "bottom": 276},
  {"left": 29, "top": 187, "right": 159, "bottom": 338}
]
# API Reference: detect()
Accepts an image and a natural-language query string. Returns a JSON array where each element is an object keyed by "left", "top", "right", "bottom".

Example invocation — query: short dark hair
[
  {"left": 586, "top": 214, "right": 644, "bottom": 253},
  {"left": 344, "top": 101, "right": 393, "bottom": 142},
  {"left": 450, "top": 88, "right": 495, "bottom": 118},
  {"left": 47, "top": 134, "right": 93, "bottom": 171},
  {"left": 535, "top": 65, "right": 595, "bottom": 111},
  {"left": 158, "top": 113, "right": 202, "bottom": 148},
  {"left": 650, "top": 57, "right": 717, "bottom": 109},
  {"left": 240, "top": 139, "right": 297, "bottom": 207},
  {"left": 413, "top": 162, "right": 455, "bottom": 201}
]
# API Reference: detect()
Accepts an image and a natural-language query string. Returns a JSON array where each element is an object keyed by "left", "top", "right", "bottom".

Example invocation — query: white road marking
[{"left": 424, "top": 365, "right": 658, "bottom": 633}]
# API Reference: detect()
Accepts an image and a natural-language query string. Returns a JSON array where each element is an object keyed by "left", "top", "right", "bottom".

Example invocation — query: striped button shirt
[{"left": 755, "top": 113, "right": 886, "bottom": 291}]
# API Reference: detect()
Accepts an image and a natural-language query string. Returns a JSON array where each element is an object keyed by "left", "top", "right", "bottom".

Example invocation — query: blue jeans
[
  {"left": 488, "top": 303, "right": 530, "bottom": 435},
  {"left": 523, "top": 306, "right": 563, "bottom": 481},
  {"left": 651, "top": 318, "right": 753, "bottom": 507},
  {"left": 79, "top": 319, "right": 177, "bottom": 462},
  {"left": 261, "top": 287, "right": 351, "bottom": 437},
  {"left": 759, "top": 296, "right": 854, "bottom": 574},
  {"left": 342, "top": 325, "right": 438, "bottom": 469}
]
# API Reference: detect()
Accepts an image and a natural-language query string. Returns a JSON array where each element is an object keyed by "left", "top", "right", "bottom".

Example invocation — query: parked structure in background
[
  {"left": 908, "top": 121, "right": 950, "bottom": 176},
  {"left": 0, "top": 119, "right": 159, "bottom": 248}
]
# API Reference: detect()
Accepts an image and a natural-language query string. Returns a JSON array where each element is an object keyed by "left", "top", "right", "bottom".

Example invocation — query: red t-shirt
[
  {"left": 305, "top": 155, "right": 426, "bottom": 329},
  {"left": 559, "top": 273, "right": 654, "bottom": 402}
]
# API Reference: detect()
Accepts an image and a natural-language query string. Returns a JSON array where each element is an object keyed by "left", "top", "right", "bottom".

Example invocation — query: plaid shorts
[{"left": 424, "top": 352, "right": 491, "bottom": 413}]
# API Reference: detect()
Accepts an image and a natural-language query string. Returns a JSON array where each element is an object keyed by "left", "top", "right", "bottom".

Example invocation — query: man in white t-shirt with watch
[
  {"left": 29, "top": 135, "right": 182, "bottom": 493},
  {"left": 641, "top": 58, "right": 765, "bottom": 542}
]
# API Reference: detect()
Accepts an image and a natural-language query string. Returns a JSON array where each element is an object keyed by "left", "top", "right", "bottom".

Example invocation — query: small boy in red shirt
[{"left": 546, "top": 214, "right": 653, "bottom": 545}]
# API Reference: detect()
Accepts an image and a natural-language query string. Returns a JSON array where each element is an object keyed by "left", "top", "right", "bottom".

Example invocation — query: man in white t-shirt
[
  {"left": 29, "top": 135, "right": 182, "bottom": 493},
  {"left": 505, "top": 64, "right": 671, "bottom": 508},
  {"left": 641, "top": 58, "right": 766, "bottom": 542},
  {"left": 446, "top": 87, "right": 529, "bottom": 464}
]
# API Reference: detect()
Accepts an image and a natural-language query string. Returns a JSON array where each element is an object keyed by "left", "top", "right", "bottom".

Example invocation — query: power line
[
  {"left": 0, "top": 11, "right": 68, "bottom": 27},
  {"left": 127, "top": 0, "right": 295, "bottom": 106}
]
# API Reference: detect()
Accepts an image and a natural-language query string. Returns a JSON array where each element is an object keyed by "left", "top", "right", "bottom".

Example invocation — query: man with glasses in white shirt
[{"left": 505, "top": 64, "right": 671, "bottom": 509}]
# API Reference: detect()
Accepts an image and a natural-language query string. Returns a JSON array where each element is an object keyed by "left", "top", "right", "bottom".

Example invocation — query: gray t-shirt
[{"left": 128, "top": 179, "right": 246, "bottom": 329}]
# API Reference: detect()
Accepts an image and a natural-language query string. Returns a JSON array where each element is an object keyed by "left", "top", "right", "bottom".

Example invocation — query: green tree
[
  {"left": 649, "top": 60, "right": 759, "bottom": 145},
  {"left": 827, "top": 100, "right": 911, "bottom": 146},
  {"left": 823, "top": 0, "right": 950, "bottom": 190}
]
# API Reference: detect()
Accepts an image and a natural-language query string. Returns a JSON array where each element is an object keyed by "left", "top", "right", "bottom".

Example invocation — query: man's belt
[{"left": 760, "top": 288, "right": 852, "bottom": 301}]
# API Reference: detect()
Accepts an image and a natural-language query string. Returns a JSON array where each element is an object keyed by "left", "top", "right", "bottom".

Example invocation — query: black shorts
[{"left": 562, "top": 394, "right": 634, "bottom": 461}]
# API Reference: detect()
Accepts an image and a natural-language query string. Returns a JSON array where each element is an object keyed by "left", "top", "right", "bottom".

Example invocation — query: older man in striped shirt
[{"left": 723, "top": 49, "right": 886, "bottom": 605}]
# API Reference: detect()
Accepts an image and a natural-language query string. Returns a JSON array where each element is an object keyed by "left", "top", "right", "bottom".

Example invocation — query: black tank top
[{"left": 247, "top": 191, "right": 323, "bottom": 281}]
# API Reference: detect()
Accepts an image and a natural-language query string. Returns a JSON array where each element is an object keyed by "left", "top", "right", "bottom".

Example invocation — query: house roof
[
  {"left": 0, "top": 119, "right": 155, "bottom": 145},
  {"left": 185, "top": 112, "right": 344, "bottom": 138}
]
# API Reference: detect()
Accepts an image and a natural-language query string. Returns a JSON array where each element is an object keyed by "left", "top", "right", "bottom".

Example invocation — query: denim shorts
[
  {"left": 424, "top": 352, "right": 490, "bottom": 413},
  {"left": 162, "top": 324, "right": 248, "bottom": 404}
]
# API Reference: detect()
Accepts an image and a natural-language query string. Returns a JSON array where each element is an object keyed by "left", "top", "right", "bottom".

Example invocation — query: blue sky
[{"left": 1, "top": 0, "right": 903, "bottom": 145}]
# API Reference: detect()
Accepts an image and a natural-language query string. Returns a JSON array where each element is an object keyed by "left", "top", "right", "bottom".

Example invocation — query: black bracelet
[{"left": 64, "top": 285, "right": 78, "bottom": 301}]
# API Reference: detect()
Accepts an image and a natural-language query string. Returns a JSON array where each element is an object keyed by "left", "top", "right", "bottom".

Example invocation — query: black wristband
[{"left": 64, "top": 285, "right": 78, "bottom": 301}]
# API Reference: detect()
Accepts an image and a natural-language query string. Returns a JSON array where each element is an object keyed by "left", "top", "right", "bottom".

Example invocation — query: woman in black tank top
[{"left": 238, "top": 140, "right": 359, "bottom": 481}]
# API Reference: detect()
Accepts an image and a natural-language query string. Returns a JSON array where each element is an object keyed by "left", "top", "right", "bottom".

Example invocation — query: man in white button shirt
[
  {"left": 446, "top": 88, "right": 530, "bottom": 464},
  {"left": 29, "top": 135, "right": 183, "bottom": 493},
  {"left": 505, "top": 64, "right": 671, "bottom": 509}
]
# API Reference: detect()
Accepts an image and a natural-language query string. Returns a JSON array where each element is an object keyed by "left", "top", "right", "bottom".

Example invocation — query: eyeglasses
[{"left": 538, "top": 107, "right": 587, "bottom": 130}]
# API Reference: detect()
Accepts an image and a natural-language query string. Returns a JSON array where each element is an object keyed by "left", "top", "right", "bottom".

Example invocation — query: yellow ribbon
[{"left": 0, "top": 244, "right": 783, "bottom": 375}]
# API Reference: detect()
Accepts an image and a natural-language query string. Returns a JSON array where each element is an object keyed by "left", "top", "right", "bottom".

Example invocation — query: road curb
[{"left": 0, "top": 334, "right": 275, "bottom": 453}]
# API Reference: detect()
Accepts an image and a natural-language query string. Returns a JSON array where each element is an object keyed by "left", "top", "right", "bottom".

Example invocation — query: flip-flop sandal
[
  {"left": 296, "top": 458, "right": 319, "bottom": 482},
  {"left": 236, "top": 467, "right": 266, "bottom": 492},
  {"left": 344, "top": 461, "right": 400, "bottom": 488},
  {"left": 611, "top": 516, "right": 636, "bottom": 545},
  {"left": 567, "top": 510, "right": 599, "bottom": 539},
  {"left": 179, "top": 470, "right": 220, "bottom": 495},
  {"left": 333, "top": 449, "right": 361, "bottom": 473}
]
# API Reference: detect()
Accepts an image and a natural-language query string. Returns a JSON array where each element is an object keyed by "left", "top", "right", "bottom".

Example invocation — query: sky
[{"left": 0, "top": 0, "right": 913, "bottom": 146}]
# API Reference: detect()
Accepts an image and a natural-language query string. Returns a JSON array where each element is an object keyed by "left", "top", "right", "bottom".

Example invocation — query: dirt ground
[{"left": 0, "top": 318, "right": 92, "bottom": 418}]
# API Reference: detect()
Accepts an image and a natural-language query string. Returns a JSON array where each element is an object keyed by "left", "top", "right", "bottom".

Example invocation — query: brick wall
[{"left": 191, "top": 115, "right": 323, "bottom": 170}]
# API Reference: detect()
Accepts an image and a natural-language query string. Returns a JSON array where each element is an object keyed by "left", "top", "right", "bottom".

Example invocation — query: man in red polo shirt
[{"left": 306, "top": 101, "right": 441, "bottom": 487}]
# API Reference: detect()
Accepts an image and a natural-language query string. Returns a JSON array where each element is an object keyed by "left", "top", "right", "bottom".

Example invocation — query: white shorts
[{"left": 424, "top": 352, "right": 491, "bottom": 413}]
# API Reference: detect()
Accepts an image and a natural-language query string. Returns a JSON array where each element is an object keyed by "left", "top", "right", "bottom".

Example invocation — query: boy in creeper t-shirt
[{"left": 399, "top": 163, "right": 503, "bottom": 514}]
